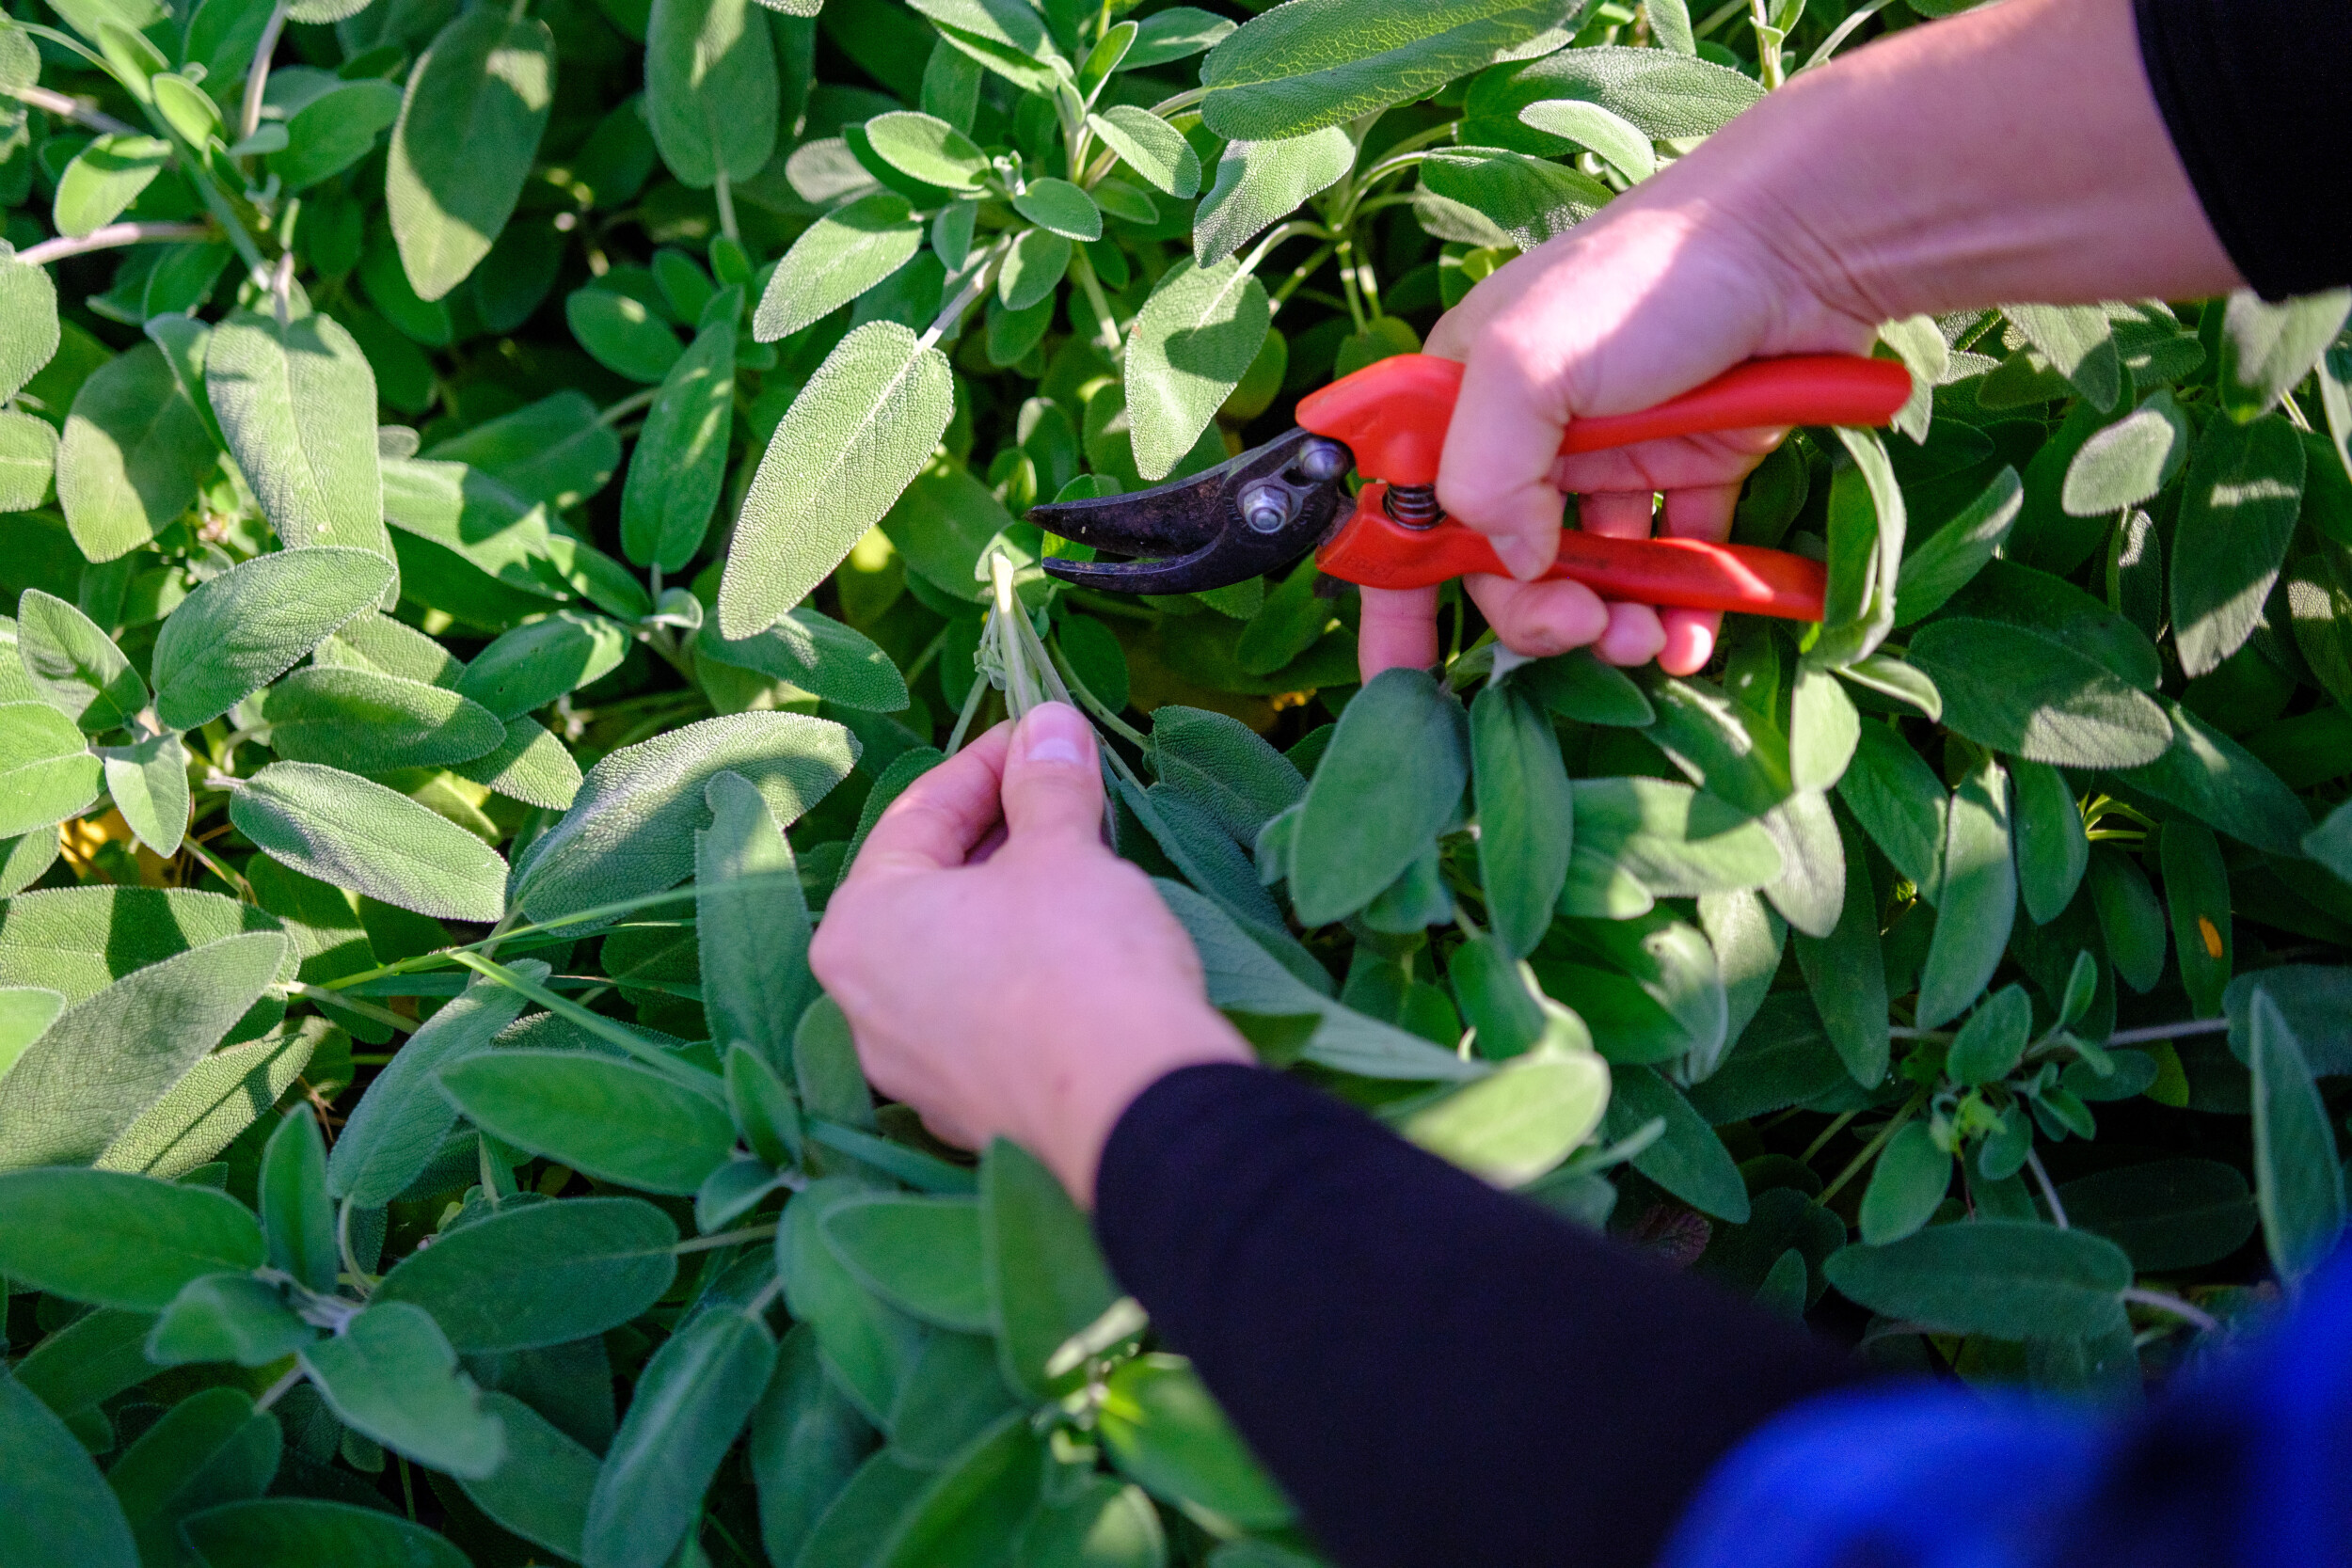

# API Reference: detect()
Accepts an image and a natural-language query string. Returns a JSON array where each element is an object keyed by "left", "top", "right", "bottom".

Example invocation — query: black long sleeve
[
  {"left": 2134, "top": 0, "right": 2352, "bottom": 299},
  {"left": 1092, "top": 1064, "right": 1860, "bottom": 1568}
]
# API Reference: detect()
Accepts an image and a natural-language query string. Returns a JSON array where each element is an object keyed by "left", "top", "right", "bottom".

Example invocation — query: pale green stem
[
  {"left": 290, "top": 983, "right": 416, "bottom": 1034},
  {"left": 920, "top": 243, "right": 1005, "bottom": 351},
  {"left": 1802, "top": 0, "right": 1893, "bottom": 71},
  {"left": 1068, "top": 244, "right": 1122, "bottom": 357},
  {"left": 944, "top": 662, "right": 993, "bottom": 756},
  {"left": 2122, "top": 1286, "right": 2220, "bottom": 1334},
  {"left": 2107, "top": 1017, "right": 2230, "bottom": 1045},
  {"left": 183, "top": 835, "right": 254, "bottom": 901},
  {"left": 252, "top": 1363, "right": 306, "bottom": 1413},
  {"left": 1345, "top": 194, "right": 1425, "bottom": 224},
  {"left": 1748, "top": 0, "right": 1786, "bottom": 88},
  {"left": 1819, "top": 1090, "right": 1926, "bottom": 1204},
  {"left": 1334, "top": 237, "right": 1368, "bottom": 331},
  {"left": 321, "top": 883, "right": 747, "bottom": 992},
  {"left": 1695, "top": 0, "right": 1747, "bottom": 34},
  {"left": 1890, "top": 1015, "right": 2232, "bottom": 1047},
  {"left": 1148, "top": 87, "right": 1208, "bottom": 119},
  {"left": 1268, "top": 244, "right": 1338, "bottom": 314},
  {"left": 3, "top": 81, "right": 134, "bottom": 135},
  {"left": 900, "top": 621, "right": 952, "bottom": 688},
  {"left": 15, "top": 221, "right": 209, "bottom": 268},
  {"left": 1047, "top": 634, "right": 1147, "bottom": 748},
  {"left": 675, "top": 1222, "right": 781, "bottom": 1255},
  {"left": 448, "top": 950, "right": 711, "bottom": 1087},
  {"left": 2025, "top": 1148, "right": 2069, "bottom": 1227},
  {"left": 190, "top": 169, "right": 270, "bottom": 277},
  {"left": 240, "top": 0, "right": 290, "bottom": 142},
  {"left": 599, "top": 386, "right": 660, "bottom": 425},
  {"left": 712, "top": 166, "right": 739, "bottom": 244},
  {"left": 1236, "top": 220, "right": 1333, "bottom": 282}
]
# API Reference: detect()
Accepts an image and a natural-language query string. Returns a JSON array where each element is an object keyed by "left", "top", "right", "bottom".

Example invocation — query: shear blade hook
[{"left": 1025, "top": 430, "right": 1353, "bottom": 595}]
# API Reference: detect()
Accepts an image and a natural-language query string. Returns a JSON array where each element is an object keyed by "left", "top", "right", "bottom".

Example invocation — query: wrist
[
  {"left": 1676, "top": 0, "right": 2238, "bottom": 325},
  {"left": 1025, "top": 999, "right": 1251, "bottom": 1208}
]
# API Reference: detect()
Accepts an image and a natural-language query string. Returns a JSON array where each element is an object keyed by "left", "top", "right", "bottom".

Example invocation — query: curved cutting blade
[{"left": 1026, "top": 428, "right": 1347, "bottom": 594}]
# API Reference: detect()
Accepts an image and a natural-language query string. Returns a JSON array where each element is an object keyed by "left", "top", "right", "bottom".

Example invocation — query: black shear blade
[{"left": 1026, "top": 428, "right": 1348, "bottom": 594}]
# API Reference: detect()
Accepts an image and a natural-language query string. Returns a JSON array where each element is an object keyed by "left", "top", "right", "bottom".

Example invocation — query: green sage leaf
[
  {"left": 0, "top": 1375, "right": 137, "bottom": 1568},
  {"left": 644, "top": 0, "right": 778, "bottom": 187},
  {"left": 1824, "top": 1221, "right": 2130, "bottom": 1339},
  {"left": 375, "top": 1196, "right": 679, "bottom": 1352},
  {"left": 2169, "top": 412, "right": 2307, "bottom": 678},
  {"left": 205, "top": 311, "right": 395, "bottom": 583},
  {"left": 720, "top": 322, "right": 953, "bottom": 639},
  {"left": 619, "top": 300, "right": 738, "bottom": 571},
  {"left": 388, "top": 7, "right": 557, "bottom": 301},
  {"left": 152, "top": 546, "right": 394, "bottom": 730},
  {"left": 327, "top": 965, "right": 539, "bottom": 1206},
  {"left": 511, "top": 710, "right": 857, "bottom": 920},
  {"left": 259, "top": 667, "right": 507, "bottom": 769},
  {"left": 56, "top": 342, "right": 217, "bottom": 563},
  {"left": 0, "top": 931, "right": 287, "bottom": 1171},
  {"left": 1125, "top": 258, "right": 1269, "bottom": 482},
  {"left": 183, "top": 1500, "right": 469, "bottom": 1568},
  {"left": 436, "top": 1051, "right": 734, "bottom": 1194},
  {"left": 1200, "top": 0, "right": 1572, "bottom": 140},
  {"left": 1915, "top": 755, "right": 2014, "bottom": 1030},
  {"left": 300, "top": 1301, "right": 507, "bottom": 1479},
  {"left": 1905, "top": 618, "right": 2169, "bottom": 768}
]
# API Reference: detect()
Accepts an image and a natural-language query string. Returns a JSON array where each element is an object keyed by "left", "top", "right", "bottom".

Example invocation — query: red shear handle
[
  {"left": 1317, "top": 483, "right": 1827, "bottom": 620},
  {"left": 1295, "top": 354, "right": 1914, "bottom": 488}
]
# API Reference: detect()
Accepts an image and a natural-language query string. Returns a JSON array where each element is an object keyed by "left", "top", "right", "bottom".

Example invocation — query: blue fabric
[{"left": 1664, "top": 1246, "right": 2352, "bottom": 1568}]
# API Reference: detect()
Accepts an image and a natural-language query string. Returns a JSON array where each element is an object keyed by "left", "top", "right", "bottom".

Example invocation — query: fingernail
[
  {"left": 1017, "top": 702, "right": 1094, "bottom": 768},
  {"left": 1490, "top": 535, "right": 1546, "bottom": 581}
]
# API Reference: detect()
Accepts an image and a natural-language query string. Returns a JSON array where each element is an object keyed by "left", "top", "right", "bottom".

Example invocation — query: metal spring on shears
[{"left": 1383, "top": 483, "right": 1442, "bottom": 528}]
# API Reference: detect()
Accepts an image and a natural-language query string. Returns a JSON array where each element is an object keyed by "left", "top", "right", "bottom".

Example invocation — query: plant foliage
[{"left": 0, "top": 0, "right": 2344, "bottom": 1561}]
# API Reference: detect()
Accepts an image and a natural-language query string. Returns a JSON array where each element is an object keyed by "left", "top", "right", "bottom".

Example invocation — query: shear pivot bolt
[
  {"left": 1238, "top": 482, "right": 1294, "bottom": 533},
  {"left": 1295, "top": 438, "right": 1351, "bottom": 483}
]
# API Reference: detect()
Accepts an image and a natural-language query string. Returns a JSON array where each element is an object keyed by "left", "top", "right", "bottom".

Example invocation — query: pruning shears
[{"left": 1026, "top": 353, "right": 1914, "bottom": 621}]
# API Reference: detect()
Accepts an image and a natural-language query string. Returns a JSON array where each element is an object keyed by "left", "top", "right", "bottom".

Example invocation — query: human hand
[
  {"left": 1358, "top": 179, "right": 1877, "bottom": 682},
  {"left": 808, "top": 703, "right": 1251, "bottom": 1206}
]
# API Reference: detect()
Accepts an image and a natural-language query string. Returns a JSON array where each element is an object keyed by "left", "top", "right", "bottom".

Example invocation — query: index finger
[
  {"left": 844, "top": 724, "right": 1015, "bottom": 884},
  {"left": 1437, "top": 332, "right": 1573, "bottom": 581}
]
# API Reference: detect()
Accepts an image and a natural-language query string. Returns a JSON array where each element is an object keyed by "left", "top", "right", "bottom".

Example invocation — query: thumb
[{"left": 1002, "top": 702, "right": 1105, "bottom": 844}]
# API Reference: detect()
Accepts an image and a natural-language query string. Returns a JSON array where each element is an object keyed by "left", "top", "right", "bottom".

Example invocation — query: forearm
[
  {"left": 1094, "top": 1065, "right": 1864, "bottom": 1568},
  {"left": 1672, "top": 0, "right": 2242, "bottom": 319}
]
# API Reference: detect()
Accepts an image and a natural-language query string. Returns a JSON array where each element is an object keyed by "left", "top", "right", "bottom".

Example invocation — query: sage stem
[
  {"left": 14, "top": 222, "right": 210, "bottom": 268},
  {"left": 1802, "top": 0, "right": 1893, "bottom": 71},
  {"left": 2121, "top": 1286, "right": 2221, "bottom": 1335},
  {"left": 1819, "top": 1089, "right": 1927, "bottom": 1204},
  {"left": 1067, "top": 244, "right": 1122, "bottom": 356},
  {"left": 252, "top": 1364, "right": 306, "bottom": 1413},
  {"left": 599, "top": 386, "right": 660, "bottom": 425},
  {"left": 921, "top": 240, "right": 1007, "bottom": 351},
  {"left": 674, "top": 1222, "right": 781, "bottom": 1255},
  {"left": 2025, "top": 1148, "right": 2069, "bottom": 1227},
  {"left": 241, "top": 0, "right": 291, "bottom": 142},
  {"left": 2, "top": 81, "right": 134, "bottom": 135},
  {"left": 290, "top": 983, "right": 416, "bottom": 1034},
  {"left": 1047, "top": 633, "right": 1147, "bottom": 750},
  {"left": 712, "top": 166, "right": 739, "bottom": 243},
  {"left": 1694, "top": 0, "right": 1746, "bottom": 34},
  {"left": 1147, "top": 86, "right": 1208, "bottom": 119},
  {"left": 2106, "top": 1017, "right": 2231, "bottom": 1045}
]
